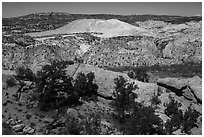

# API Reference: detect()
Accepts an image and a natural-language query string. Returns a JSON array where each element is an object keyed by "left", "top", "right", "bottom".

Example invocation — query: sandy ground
[{"left": 2, "top": 69, "right": 115, "bottom": 134}]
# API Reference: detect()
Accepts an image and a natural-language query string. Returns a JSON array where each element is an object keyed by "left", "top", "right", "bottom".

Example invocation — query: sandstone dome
[{"left": 27, "top": 19, "right": 156, "bottom": 38}]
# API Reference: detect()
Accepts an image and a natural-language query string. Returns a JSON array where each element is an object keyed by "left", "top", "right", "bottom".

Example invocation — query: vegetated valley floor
[{"left": 106, "top": 62, "right": 202, "bottom": 82}]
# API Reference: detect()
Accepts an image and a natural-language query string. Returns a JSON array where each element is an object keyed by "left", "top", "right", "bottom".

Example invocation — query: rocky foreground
[{"left": 2, "top": 64, "right": 202, "bottom": 135}]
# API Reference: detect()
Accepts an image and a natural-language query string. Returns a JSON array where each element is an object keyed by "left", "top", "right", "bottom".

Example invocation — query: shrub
[
  {"left": 124, "top": 102, "right": 166, "bottom": 135},
  {"left": 150, "top": 93, "right": 161, "bottom": 107},
  {"left": 164, "top": 96, "right": 200, "bottom": 134},
  {"left": 25, "top": 113, "right": 32, "bottom": 119},
  {"left": 74, "top": 72, "right": 98, "bottom": 99},
  {"left": 35, "top": 60, "right": 76, "bottom": 111},
  {"left": 112, "top": 76, "right": 138, "bottom": 123},
  {"left": 64, "top": 113, "right": 102, "bottom": 135},
  {"left": 65, "top": 115, "right": 82, "bottom": 135},
  {"left": 164, "top": 96, "right": 183, "bottom": 134},
  {"left": 15, "top": 66, "right": 36, "bottom": 82},
  {"left": 34, "top": 60, "right": 99, "bottom": 111},
  {"left": 164, "top": 96, "right": 182, "bottom": 118},
  {"left": 127, "top": 68, "right": 150, "bottom": 82},
  {"left": 14, "top": 35, "right": 35, "bottom": 47},
  {"left": 112, "top": 76, "right": 167, "bottom": 135},
  {"left": 2, "top": 121, "right": 15, "bottom": 135},
  {"left": 181, "top": 107, "right": 199, "bottom": 134},
  {"left": 30, "top": 122, "right": 36, "bottom": 127},
  {"left": 127, "top": 71, "right": 134, "bottom": 78},
  {"left": 6, "top": 77, "right": 16, "bottom": 87},
  {"left": 82, "top": 113, "right": 102, "bottom": 135},
  {"left": 165, "top": 110, "right": 183, "bottom": 134}
]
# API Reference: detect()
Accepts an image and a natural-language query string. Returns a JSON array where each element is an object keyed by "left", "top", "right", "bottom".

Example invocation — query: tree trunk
[
  {"left": 16, "top": 80, "right": 26, "bottom": 100},
  {"left": 71, "top": 63, "right": 80, "bottom": 77}
]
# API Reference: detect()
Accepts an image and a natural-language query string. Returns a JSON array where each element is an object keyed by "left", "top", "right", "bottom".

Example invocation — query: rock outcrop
[
  {"left": 6, "top": 118, "right": 36, "bottom": 135},
  {"left": 67, "top": 64, "right": 202, "bottom": 134},
  {"left": 188, "top": 76, "right": 202, "bottom": 102},
  {"left": 157, "top": 76, "right": 202, "bottom": 105}
]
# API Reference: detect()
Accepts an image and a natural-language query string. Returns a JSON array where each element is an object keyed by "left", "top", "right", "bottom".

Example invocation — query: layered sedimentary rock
[{"left": 2, "top": 19, "right": 202, "bottom": 71}]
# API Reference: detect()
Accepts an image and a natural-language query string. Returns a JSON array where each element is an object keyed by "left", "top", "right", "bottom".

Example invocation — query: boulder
[
  {"left": 23, "top": 126, "right": 32, "bottom": 134},
  {"left": 182, "top": 87, "right": 197, "bottom": 103},
  {"left": 67, "top": 108, "right": 78, "bottom": 118},
  {"left": 188, "top": 76, "right": 202, "bottom": 102},
  {"left": 17, "top": 119, "right": 22, "bottom": 124},
  {"left": 157, "top": 78, "right": 187, "bottom": 96},
  {"left": 12, "top": 124, "right": 25, "bottom": 132},
  {"left": 191, "top": 103, "right": 202, "bottom": 115},
  {"left": 158, "top": 92, "right": 172, "bottom": 110},
  {"left": 173, "top": 129, "right": 186, "bottom": 135},
  {"left": 157, "top": 78, "right": 187, "bottom": 90},
  {"left": 156, "top": 112, "right": 170, "bottom": 123},
  {"left": 133, "top": 82, "right": 158, "bottom": 105},
  {"left": 49, "top": 129, "right": 59, "bottom": 135},
  {"left": 70, "top": 64, "right": 129, "bottom": 97},
  {"left": 27, "top": 128, "right": 35, "bottom": 134},
  {"left": 191, "top": 127, "right": 202, "bottom": 135},
  {"left": 43, "top": 117, "right": 53, "bottom": 124},
  {"left": 7, "top": 119, "right": 17, "bottom": 126}
]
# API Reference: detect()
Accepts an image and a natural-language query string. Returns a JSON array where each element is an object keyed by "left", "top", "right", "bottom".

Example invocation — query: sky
[{"left": 2, "top": 2, "right": 202, "bottom": 18}]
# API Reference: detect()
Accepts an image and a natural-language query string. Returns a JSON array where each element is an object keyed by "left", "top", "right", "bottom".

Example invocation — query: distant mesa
[{"left": 26, "top": 19, "right": 156, "bottom": 38}]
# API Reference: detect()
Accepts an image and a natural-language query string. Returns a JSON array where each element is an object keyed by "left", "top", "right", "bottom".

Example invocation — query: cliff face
[{"left": 2, "top": 20, "right": 202, "bottom": 71}]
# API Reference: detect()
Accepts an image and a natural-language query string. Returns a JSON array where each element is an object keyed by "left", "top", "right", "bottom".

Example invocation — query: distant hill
[
  {"left": 2, "top": 12, "right": 202, "bottom": 73},
  {"left": 26, "top": 19, "right": 156, "bottom": 38},
  {"left": 2, "top": 12, "right": 202, "bottom": 33}
]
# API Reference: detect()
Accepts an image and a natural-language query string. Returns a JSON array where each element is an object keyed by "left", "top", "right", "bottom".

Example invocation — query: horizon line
[{"left": 3, "top": 12, "right": 202, "bottom": 19}]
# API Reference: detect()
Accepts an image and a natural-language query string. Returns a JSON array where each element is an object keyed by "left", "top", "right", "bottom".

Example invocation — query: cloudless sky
[{"left": 2, "top": 2, "right": 202, "bottom": 18}]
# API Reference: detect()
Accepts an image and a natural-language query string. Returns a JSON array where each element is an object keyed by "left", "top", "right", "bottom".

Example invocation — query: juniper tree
[
  {"left": 164, "top": 97, "right": 200, "bottom": 135},
  {"left": 35, "top": 60, "right": 76, "bottom": 110},
  {"left": 127, "top": 68, "right": 150, "bottom": 82},
  {"left": 74, "top": 72, "right": 98, "bottom": 100},
  {"left": 13, "top": 66, "right": 36, "bottom": 100},
  {"left": 124, "top": 102, "right": 166, "bottom": 135},
  {"left": 112, "top": 76, "right": 138, "bottom": 123}
]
